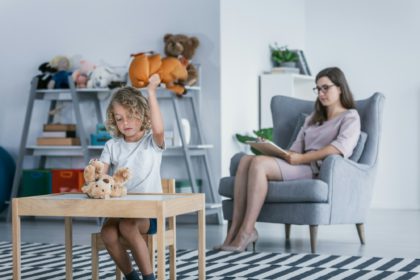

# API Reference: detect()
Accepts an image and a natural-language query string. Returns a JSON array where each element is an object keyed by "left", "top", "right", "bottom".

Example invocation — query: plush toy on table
[
  {"left": 47, "top": 56, "right": 72, "bottom": 89},
  {"left": 128, "top": 52, "right": 188, "bottom": 96},
  {"left": 163, "top": 33, "right": 200, "bottom": 87},
  {"left": 82, "top": 159, "right": 131, "bottom": 199}
]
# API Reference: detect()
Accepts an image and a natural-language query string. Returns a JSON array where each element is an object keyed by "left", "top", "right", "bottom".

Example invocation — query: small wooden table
[{"left": 12, "top": 193, "right": 206, "bottom": 280}]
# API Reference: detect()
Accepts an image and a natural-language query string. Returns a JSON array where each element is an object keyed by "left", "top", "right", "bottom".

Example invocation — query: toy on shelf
[
  {"left": 81, "top": 159, "right": 130, "bottom": 199},
  {"left": 47, "top": 56, "right": 72, "bottom": 89},
  {"left": 128, "top": 52, "right": 188, "bottom": 96},
  {"left": 87, "top": 66, "right": 120, "bottom": 88},
  {"left": 35, "top": 62, "right": 57, "bottom": 89},
  {"left": 72, "top": 60, "right": 96, "bottom": 88},
  {"left": 90, "top": 123, "right": 112, "bottom": 146},
  {"left": 164, "top": 33, "right": 200, "bottom": 87}
]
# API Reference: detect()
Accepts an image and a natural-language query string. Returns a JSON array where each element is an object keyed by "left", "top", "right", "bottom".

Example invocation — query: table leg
[
  {"left": 65, "top": 217, "right": 73, "bottom": 280},
  {"left": 198, "top": 208, "right": 206, "bottom": 280},
  {"left": 157, "top": 214, "right": 166, "bottom": 280},
  {"left": 12, "top": 199, "right": 21, "bottom": 280}
]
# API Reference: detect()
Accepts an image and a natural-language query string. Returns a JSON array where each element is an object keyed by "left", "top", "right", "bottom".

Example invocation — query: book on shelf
[
  {"left": 292, "top": 49, "right": 311, "bottom": 76},
  {"left": 37, "top": 137, "right": 81, "bottom": 146},
  {"left": 43, "top": 123, "right": 76, "bottom": 132},
  {"left": 245, "top": 139, "right": 289, "bottom": 159},
  {"left": 40, "top": 131, "right": 76, "bottom": 138}
]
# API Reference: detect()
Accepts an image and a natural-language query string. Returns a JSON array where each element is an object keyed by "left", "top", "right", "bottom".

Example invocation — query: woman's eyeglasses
[{"left": 313, "top": 84, "right": 336, "bottom": 95}]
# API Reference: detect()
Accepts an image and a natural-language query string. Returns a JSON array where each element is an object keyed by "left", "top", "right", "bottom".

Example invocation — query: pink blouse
[{"left": 290, "top": 109, "right": 361, "bottom": 158}]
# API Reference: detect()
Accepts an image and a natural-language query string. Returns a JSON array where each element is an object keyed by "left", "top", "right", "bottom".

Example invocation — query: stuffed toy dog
[
  {"left": 128, "top": 52, "right": 188, "bottom": 96},
  {"left": 87, "top": 66, "right": 120, "bottom": 88},
  {"left": 82, "top": 159, "right": 130, "bottom": 199}
]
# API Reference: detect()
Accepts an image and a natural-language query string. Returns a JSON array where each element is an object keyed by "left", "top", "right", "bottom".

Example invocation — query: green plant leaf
[
  {"left": 253, "top": 128, "right": 273, "bottom": 141},
  {"left": 235, "top": 134, "right": 256, "bottom": 144}
]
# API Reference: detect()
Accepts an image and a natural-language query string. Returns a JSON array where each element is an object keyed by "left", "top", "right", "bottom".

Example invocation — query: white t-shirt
[{"left": 100, "top": 131, "right": 165, "bottom": 193}]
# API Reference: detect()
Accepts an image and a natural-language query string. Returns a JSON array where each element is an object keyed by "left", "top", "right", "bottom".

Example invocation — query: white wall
[
  {"left": 305, "top": 0, "right": 420, "bottom": 209},
  {"left": 1, "top": 0, "right": 419, "bottom": 209},
  {"left": 220, "top": 0, "right": 306, "bottom": 175},
  {"left": 0, "top": 0, "right": 221, "bottom": 183}
]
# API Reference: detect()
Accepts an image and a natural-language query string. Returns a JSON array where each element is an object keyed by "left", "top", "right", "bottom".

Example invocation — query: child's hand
[{"left": 148, "top": 73, "right": 161, "bottom": 92}]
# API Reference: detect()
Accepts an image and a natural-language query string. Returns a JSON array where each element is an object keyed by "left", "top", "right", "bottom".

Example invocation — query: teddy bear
[
  {"left": 87, "top": 66, "right": 120, "bottom": 88},
  {"left": 128, "top": 52, "right": 188, "bottom": 96},
  {"left": 47, "top": 56, "right": 72, "bottom": 89},
  {"left": 110, "top": 168, "right": 130, "bottom": 197},
  {"left": 163, "top": 33, "right": 200, "bottom": 87},
  {"left": 81, "top": 159, "right": 131, "bottom": 199},
  {"left": 35, "top": 62, "right": 57, "bottom": 89},
  {"left": 72, "top": 60, "right": 96, "bottom": 88}
]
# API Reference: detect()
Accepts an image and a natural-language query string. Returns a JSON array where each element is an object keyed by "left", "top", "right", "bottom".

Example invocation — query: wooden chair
[{"left": 91, "top": 179, "right": 176, "bottom": 280}]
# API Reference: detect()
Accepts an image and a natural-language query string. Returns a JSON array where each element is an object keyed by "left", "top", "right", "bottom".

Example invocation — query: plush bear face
[
  {"left": 164, "top": 34, "right": 199, "bottom": 60},
  {"left": 82, "top": 160, "right": 131, "bottom": 199},
  {"left": 86, "top": 175, "right": 113, "bottom": 199}
]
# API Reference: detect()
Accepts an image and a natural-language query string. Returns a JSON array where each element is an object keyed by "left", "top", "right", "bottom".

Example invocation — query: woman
[{"left": 218, "top": 67, "right": 361, "bottom": 252}]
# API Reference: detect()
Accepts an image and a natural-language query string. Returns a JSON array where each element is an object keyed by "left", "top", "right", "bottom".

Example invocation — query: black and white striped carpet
[{"left": 1, "top": 241, "right": 419, "bottom": 279}]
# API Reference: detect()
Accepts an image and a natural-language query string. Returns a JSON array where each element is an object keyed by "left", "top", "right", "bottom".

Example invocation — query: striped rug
[{"left": 0, "top": 241, "right": 419, "bottom": 279}]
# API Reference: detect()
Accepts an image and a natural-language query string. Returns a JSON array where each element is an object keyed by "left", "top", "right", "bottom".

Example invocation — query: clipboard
[{"left": 246, "top": 140, "right": 289, "bottom": 158}]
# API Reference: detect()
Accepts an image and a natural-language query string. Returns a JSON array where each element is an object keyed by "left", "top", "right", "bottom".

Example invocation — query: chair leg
[
  {"left": 116, "top": 267, "right": 122, "bottom": 280},
  {"left": 309, "top": 225, "right": 318, "bottom": 254},
  {"left": 285, "top": 224, "right": 291, "bottom": 241},
  {"left": 91, "top": 234, "right": 100, "bottom": 280},
  {"left": 147, "top": 235, "right": 155, "bottom": 273},
  {"left": 356, "top": 223, "right": 365, "bottom": 244}
]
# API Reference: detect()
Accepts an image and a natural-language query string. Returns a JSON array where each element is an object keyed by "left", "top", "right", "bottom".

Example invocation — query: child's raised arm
[{"left": 147, "top": 74, "right": 165, "bottom": 147}]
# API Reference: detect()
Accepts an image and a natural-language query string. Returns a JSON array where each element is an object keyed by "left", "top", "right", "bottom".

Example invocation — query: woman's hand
[{"left": 284, "top": 151, "right": 305, "bottom": 165}]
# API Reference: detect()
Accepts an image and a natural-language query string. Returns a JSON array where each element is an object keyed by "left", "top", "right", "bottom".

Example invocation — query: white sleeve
[{"left": 99, "top": 140, "right": 112, "bottom": 164}]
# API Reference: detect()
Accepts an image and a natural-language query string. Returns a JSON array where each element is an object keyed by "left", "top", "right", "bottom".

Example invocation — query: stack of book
[{"left": 37, "top": 124, "right": 80, "bottom": 146}]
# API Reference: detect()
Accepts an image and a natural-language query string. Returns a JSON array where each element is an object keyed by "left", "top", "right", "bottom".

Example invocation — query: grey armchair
[{"left": 218, "top": 92, "right": 385, "bottom": 253}]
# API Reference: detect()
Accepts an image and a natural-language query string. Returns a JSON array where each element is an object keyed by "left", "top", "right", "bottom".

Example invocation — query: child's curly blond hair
[{"left": 105, "top": 87, "right": 151, "bottom": 138}]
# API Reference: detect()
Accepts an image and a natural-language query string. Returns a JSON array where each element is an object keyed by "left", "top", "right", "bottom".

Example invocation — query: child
[{"left": 99, "top": 74, "right": 164, "bottom": 280}]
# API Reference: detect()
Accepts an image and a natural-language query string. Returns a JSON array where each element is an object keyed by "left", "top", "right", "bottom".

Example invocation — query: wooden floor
[{"left": 1, "top": 209, "right": 419, "bottom": 258}]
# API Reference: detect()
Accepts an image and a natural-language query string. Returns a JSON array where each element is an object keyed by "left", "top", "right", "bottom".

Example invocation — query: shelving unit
[
  {"left": 149, "top": 88, "right": 223, "bottom": 224},
  {"left": 6, "top": 77, "right": 107, "bottom": 221},
  {"left": 6, "top": 75, "right": 223, "bottom": 224},
  {"left": 259, "top": 73, "right": 315, "bottom": 128}
]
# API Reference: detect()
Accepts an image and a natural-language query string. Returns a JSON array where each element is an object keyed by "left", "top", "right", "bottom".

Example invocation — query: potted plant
[
  {"left": 235, "top": 128, "right": 273, "bottom": 155},
  {"left": 270, "top": 43, "right": 298, "bottom": 68}
]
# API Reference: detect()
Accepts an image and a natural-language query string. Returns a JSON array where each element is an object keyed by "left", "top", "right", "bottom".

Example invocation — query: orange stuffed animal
[{"left": 128, "top": 52, "right": 188, "bottom": 96}]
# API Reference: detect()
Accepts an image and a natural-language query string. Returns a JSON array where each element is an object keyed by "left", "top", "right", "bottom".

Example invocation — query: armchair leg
[
  {"left": 309, "top": 225, "right": 318, "bottom": 254},
  {"left": 285, "top": 224, "right": 291, "bottom": 241},
  {"left": 356, "top": 223, "right": 365, "bottom": 244}
]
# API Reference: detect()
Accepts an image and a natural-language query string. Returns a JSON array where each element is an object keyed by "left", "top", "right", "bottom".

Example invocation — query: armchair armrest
[
  {"left": 229, "top": 152, "right": 247, "bottom": 176},
  {"left": 319, "top": 155, "right": 376, "bottom": 223}
]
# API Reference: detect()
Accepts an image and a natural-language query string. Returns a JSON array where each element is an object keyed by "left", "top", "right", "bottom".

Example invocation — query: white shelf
[{"left": 259, "top": 73, "right": 315, "bottom": 128}]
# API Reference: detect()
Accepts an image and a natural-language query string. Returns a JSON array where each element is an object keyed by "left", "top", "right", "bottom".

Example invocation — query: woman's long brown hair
[{"left": 309, "top": 67, "right": 355, "bottom": 126}]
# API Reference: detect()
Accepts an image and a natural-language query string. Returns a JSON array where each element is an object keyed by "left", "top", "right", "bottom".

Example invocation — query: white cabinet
[{"left": 259, "top": 73, "right": 315, "bottom": 128}]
